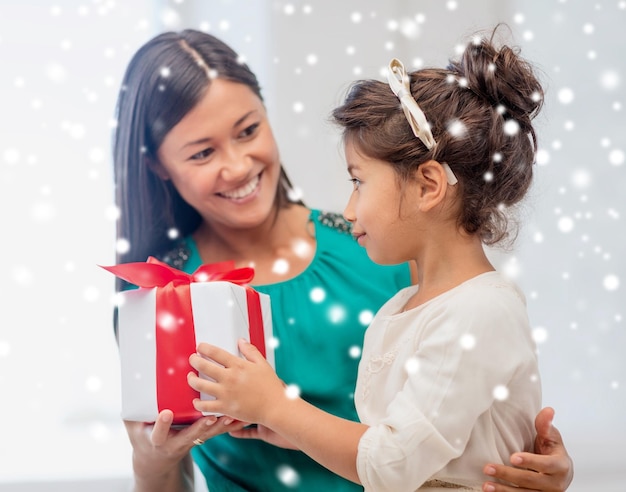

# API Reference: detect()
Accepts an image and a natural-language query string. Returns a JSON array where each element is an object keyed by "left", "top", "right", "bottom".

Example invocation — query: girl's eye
[
  {"left": 239, "top": 122, "right": 260, "bottom": 139},
  {"left": 190, "top": 147, "right": 214, "bottom": 161},
  {"left": 349, "top": 177, "right": 361, "bottom": 191}
]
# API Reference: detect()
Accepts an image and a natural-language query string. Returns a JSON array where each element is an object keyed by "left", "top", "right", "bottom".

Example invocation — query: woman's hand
[
  {"left": 125, "top": 409, "right": 246, "bottom": 492},
  {"left": 482, "top": 407, "right": 573, "bottom": 492},
  {"left": 187, "top": 339, "right": 287, "bottom": 425},
  {"left": 229, "top": 424, "right": 299, "bottom": 450}
]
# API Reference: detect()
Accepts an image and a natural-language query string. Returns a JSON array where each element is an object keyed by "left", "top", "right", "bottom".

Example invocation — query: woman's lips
[{"left": 218, "top": 173, "right": 260, "bottom": 200}]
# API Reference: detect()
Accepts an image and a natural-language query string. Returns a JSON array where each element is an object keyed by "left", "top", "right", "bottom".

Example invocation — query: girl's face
[
  {"left": 343, "top": 139, "right": 422, "bottom": 265},
  {"left": 155, "top": 79, "right": 282, "bottom": 232}
]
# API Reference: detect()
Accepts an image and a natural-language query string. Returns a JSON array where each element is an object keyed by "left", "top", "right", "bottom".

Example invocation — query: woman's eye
[
  {"left": 349, "top": 177, "right": 361, "bottom": 190},
  {"left": 239, "top": 122, "right": 260, "bottom": 138},
  {"left": 191, "top": 147, "right": 214, "bottom": 161}
]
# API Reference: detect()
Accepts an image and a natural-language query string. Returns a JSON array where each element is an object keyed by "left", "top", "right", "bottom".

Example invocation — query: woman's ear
[
  {"left": 146, "top": 157, "right": 171, "bottom": 181},
  {"left": 415, "top": 160, "right": 449, "bottom": 212}
]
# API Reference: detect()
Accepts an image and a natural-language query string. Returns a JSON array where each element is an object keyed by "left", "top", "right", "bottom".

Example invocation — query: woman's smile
[{"left": 218, "top": 173, "right": 261, "bottom": 200}]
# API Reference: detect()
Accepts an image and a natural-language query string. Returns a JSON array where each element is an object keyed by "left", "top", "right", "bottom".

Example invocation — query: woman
[{"left": 112, "top": 29, "right": 573, "bottom": 492}]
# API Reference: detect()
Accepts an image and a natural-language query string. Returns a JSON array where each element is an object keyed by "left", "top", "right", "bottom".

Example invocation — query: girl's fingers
[
  {"left": 196, "top": 343, "right": 239, "bottom": 367},
  {"left": 237, "top": 338, "right": 265, "bottom": 362},
  {"left": 187, "top": 371, "right": 222, "bottom": 398}
]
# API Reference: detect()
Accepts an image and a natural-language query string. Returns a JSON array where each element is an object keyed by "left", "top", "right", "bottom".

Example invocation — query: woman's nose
[{"left": 219, "top": 145, "right": 252, "bottom": 180}]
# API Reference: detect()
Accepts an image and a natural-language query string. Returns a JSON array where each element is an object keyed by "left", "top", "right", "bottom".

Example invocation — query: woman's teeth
[{"left": 220, "top": 175, "right": 260, "bottom": 199}]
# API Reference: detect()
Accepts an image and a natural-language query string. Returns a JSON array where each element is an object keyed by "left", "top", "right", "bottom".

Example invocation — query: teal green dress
[{"left": 160, "top": 210, "right": 411, "bottom": 492}]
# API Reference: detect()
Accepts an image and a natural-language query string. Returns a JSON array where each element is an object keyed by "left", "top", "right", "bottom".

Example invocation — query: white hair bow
[{"left": 387, "top": 58, "right": 458, "bottom": 185}]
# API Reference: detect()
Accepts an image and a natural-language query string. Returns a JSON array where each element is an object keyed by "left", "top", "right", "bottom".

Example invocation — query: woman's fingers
[{"left": 150, "top": 409, "right": 174, "bottom": 446}]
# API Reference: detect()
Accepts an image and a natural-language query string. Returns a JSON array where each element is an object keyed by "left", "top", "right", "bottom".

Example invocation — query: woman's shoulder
[
  {"left": 309, "top": 208, "right": 411, "bottom": 283},
  {"left": 312, "top": 209, "right": 353, "bottom": 235},
  {"left": 157, "top": 238, "right": 194, "bottom": 271}
]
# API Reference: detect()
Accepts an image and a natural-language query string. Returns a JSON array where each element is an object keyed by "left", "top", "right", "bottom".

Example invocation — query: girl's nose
[{"left": 343, "top": 193, "right": 356, "bottom": 223}]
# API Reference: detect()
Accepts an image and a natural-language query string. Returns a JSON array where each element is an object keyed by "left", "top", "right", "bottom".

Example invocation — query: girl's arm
[{"left": 188, "top": 340, "right": 368, "bottom": 484}]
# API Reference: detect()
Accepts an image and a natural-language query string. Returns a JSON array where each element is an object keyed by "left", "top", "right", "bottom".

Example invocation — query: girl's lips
[
  {"left": 352, "top": 232, "right": 366, "bottom": 245},
  {"left": 218, "top": 173, "right": 260, "bottom": 200}
]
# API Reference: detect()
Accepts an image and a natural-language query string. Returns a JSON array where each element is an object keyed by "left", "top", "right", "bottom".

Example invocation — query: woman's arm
[
  {"left": 188, "top": 340, "right": 368, "bottom": 484},
  {"left": 482, "top": 407, "right": 573, "bottom": 492},
  {"left": 125, "top": 410, "right": 245, "bottom": 492}
]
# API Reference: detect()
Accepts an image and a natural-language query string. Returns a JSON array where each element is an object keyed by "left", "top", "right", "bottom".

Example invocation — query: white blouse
[{"left": 355, "top": 272, "right": 541, "bottom": 491}]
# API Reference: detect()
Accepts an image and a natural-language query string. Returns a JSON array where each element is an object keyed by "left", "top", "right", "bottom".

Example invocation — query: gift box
[{"left": 101, "top": 257, "right": 274, "bottom": 425}]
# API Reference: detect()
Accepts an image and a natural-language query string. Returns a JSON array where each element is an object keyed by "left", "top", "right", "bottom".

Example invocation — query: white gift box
[{"left": 117, "top": 281, "right": 274, "bottom": 424}]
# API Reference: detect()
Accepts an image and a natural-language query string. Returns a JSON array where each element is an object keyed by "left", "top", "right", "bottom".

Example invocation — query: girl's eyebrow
[
  {"left": 180, "top": 110, "right": 259, "bottom": 151},
  {"left": 347, "top": 164, "right": 360, "bottom": 174}
]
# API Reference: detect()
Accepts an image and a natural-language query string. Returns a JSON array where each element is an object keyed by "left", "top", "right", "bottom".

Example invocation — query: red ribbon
[{"left": 101, "top": 257, "right": 266, "bottom": 424}]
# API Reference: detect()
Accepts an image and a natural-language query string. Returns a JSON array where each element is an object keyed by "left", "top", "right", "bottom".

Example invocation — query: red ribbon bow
[{"left": 101, "top": 257, "right": 266, "bottom": 424}]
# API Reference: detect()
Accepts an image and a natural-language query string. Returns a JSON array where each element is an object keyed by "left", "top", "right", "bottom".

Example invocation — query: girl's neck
[
  {"left": 192, "top": 204, "right": 315, "bottom": 285},
  {"left": 407, "top": 232, "right": 494, "bottom": 311}
]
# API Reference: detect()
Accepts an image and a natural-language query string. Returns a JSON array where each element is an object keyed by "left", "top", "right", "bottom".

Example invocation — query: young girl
[
  {"left": 113, "top": 29, "right": 572, "bottom": 492},
  {"left": 187, "top": 32, "right": 548, "bottom": 491}
]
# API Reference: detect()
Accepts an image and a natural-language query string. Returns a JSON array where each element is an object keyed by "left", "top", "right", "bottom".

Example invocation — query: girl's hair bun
[{"left": 447, "top": 26, "right": 544, "bottom": 133}]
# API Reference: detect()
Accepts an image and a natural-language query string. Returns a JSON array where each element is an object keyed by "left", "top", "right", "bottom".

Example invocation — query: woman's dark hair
[
  {"left": 332, "top": 25, "right": 544, "bottom": 246},
  {"left": 113, "top": 30, "right": 301, "bottom": 290}
]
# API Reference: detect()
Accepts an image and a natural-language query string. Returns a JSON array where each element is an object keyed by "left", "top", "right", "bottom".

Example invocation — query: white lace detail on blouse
[{"left": 362, "top": 347, "right": 398, "bottom": 400}]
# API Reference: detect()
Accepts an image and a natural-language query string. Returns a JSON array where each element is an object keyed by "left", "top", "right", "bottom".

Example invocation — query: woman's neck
[{"left": 192, "top": 204, "right": 315, "bottom": 285}]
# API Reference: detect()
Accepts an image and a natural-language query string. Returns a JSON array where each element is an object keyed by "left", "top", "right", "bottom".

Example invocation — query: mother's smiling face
[{"left": 154, "top": 78, "right": 282, "bottom": 232}]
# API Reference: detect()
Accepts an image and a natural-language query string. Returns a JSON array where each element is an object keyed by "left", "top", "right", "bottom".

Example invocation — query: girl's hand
[
  {"left": 482, "top": 407, "right": 573, "bottom": 492},
  {"left": 187, "top": 339, "right": 287, "bottom": 425},
  {"left": 229, "top": 424, "right": 299, "bottom": 450}
]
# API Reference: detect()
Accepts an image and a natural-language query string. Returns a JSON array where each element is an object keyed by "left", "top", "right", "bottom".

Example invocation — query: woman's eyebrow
[{"left": 180, "top": 110, "right": 259, "bottom": 151}]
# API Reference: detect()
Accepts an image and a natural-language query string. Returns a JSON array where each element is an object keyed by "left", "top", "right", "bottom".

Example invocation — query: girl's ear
[
  {"left": 146, "top": 157, "right": 171, "bottom": 181},
  {"left": 415, "top": 160, "right": 450, "bottom": 212}
]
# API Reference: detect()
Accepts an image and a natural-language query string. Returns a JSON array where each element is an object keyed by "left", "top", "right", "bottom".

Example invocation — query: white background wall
[{"left": 1, "top": 1, "right": 624, "bottom": 490}]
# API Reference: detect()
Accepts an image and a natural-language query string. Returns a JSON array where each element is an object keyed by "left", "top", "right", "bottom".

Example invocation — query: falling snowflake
[
  {"left": 85, "top": 376, "right": 103, "bottom": 393},
  {"left": 276, "top": 464, "right": 300, "bottom": 487},
  {"left": 267, "top": 337, "right": 280, "bottom": 350},
  {"left": 600, "top": 70, "right": 620, "bottom": 90},
  {"left": 328, "top": 304, "right": 347, "bottom": 324},
  {"left": 285, "top": 384, "right": 300, "bottom": 400},
  {"left": 557, "top": 87, "right": 575, "bottom": 104},
  {"left": 309, "top": 287, "right": 326, "bottom": 303},
  {"left": 83, "top": 286, "right": 100, "bottom": 302},
  {"left": 608, "top": 149, "right": 624, "bottom": 166},
  {"left": 349, "top": 345, "right": 361, "bottom": 358},
  {"left": 358, "top": 310, "right": 374, "bottom": 325},
  {"left": 492, "top": 385, "right": 509, "bottom": 401},
  {"left": 350, "top": 12, "right": 362, "bottom": 23},
  {"left": 503, "top": 119, "right": 520, "bottom": 136},
  {"left": 157, "top": 311, "right": 177, "bottom": 332},
  {"left": 557, "top": 216, "right": 575, "bottom": 233},
  {"left": 532, "top": 326, "right": 549, "bottom": 344},
  {"left": 272, "top": 258, "right": 290, "bottom": 275},
  {"left": 291, "top": 238, "right": 312, "bottom": 258},
  {"left": 603, "top": 274, "right": 620, "bottom": 291},
  {"left": 459, "top": 334, "right": 476, "bottom": 350},
  {"left": 116, "top": 238, "right": 130, "bottom": 254},
  {"left": 404, "top": 357, "right": 419, "bottom": 374},
  {"left": 447, "top": 119, "right": 466, "bottom": 137}
]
